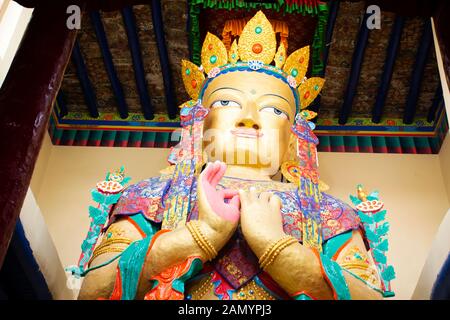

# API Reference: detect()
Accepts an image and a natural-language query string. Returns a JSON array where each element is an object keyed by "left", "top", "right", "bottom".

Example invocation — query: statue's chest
[{"left": 188, "top": 177, "right": 304, "bottom": 241}]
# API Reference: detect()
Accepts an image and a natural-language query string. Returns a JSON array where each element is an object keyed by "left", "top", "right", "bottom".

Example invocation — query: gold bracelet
[
  {"left": 186, "top": 221, "right": 216, "bottom": 260},
  {"left": 186, "top": 220, "right": 217, "bottom": 261},
  {"left": 260, "top": 237, "right": 298, "bottom": 270},
  {"left": 188, "top": 221, "right": 215, "bottom": 259},
  {"left": 258, "top": 235, "right": 291, "bottom": 267},
  {"left": 259, "top": 236, "right": 298, "bottom": 270},
  {"left": 93, "top": 237, "right": 132, "bottom": 254},
  {"left": 89, "top": 245, "right": 128, "bottom": 266}
]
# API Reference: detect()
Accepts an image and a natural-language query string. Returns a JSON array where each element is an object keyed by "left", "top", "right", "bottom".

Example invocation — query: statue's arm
[
  {"left": 263, "top": 230, "right": 383, "bottom": 300},
  {"left": 78, "top": 217, "right": 212, "bottom": 300}
]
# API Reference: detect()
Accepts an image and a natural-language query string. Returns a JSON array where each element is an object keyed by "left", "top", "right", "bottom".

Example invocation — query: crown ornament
[{"left": 180, "top": 11, "right": 325, "bottom": 117}]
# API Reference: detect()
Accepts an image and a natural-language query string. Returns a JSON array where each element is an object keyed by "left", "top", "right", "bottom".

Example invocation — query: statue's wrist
[
  {"left": 186, "top": 220, "right": 222, "bottom": 261},
  {"left": 247, "top": 230, "right": 287, "bottom": 259}
]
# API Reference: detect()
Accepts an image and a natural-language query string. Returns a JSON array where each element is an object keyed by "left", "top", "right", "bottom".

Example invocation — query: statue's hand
[
  {"left": 196, "top": 161, "right": 240, "bottom": 251},
  {"left": 239, "top": 188, "right": 286, "bottom": 258}
]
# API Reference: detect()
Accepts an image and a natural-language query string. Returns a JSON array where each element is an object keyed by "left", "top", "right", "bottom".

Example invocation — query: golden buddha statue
[{"left": 72, "top": 11, "right": 394, "bottom": 300}]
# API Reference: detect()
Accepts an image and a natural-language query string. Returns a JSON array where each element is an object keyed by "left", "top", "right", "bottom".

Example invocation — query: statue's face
[{"left": 201, "top": 71, "right": 296, "bottom": 175}]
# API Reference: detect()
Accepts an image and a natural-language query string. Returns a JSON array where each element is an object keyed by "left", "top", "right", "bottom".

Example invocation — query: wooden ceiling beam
[
  {"left": 149, "top": 0, "right": 177, "bottom": 119},
  {"left": 122, "top": 6, "right": 154, "bottom": 120},
  {"left": 310, "top": 0, "right": 341, "bottom": 115},
  {"left": 90, "top": 11, "right": 129, "bottom": 119},
  {"left": 372, "top": 15, "right": 405, "bottom": 124},
  {"left": 338, "top": 9, "right": 371, "bottom": 125},
  {"left": 71, "top": 40, "right": 100, "bottom": 118},
  {"left": 56, "top": 91, "right": 68, "bottom": 117},
  {"left": 403, "top": 19, "right": 433, "bottom": 124}
]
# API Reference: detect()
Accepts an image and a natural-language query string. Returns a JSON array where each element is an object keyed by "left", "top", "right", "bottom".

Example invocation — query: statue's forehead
[
  {"left": 198, "top": 68, "right": 301, "bottom": 113},
  {"left": 202, "top": 71, "right": 292, "bottom": 96}
]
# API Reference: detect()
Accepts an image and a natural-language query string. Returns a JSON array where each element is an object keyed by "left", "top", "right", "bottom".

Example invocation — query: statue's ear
[{"left": 282, "top": 132, "right": 299, "bottom": 164}]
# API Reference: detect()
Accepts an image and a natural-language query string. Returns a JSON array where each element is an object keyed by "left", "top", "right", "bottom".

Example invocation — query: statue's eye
[
  {"left": 211, "top": 100, "right": 240, "bottom": 108},
  {"left": 260, "top": 106, "right": 289, "bottom": 120}
]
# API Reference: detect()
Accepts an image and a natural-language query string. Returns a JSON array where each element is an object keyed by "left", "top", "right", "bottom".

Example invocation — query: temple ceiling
[{"left": 50, "top": 0, "right": 448, "bottom": 153}]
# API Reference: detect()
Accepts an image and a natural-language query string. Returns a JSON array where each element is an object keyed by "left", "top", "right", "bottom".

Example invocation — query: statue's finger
[
  {"left": 222, "top": 189, "right": 239, "bottom": 199},
  {"left": 259, "top": 192, "right": 271, "bottom": 203},
  {"left": 238, "top": 189, "right": 248, "bottom": 206},
  {"left": 201, "top": 161, "right": 219, "bottom": 184},
  {"left": 210, "top": 161, "right": 226, "bottom": 186},
  {"left": 269, "top": 194, "right": 282, "bottom": 210},
  {"left": 229, "top": 194, "right": 240, "bottom": 209},
  {"left": 248, "top": 187, "right": 258, "bottom": 202}
]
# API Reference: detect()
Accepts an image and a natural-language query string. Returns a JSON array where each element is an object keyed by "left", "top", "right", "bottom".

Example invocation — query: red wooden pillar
[{"left": 0, "top": 3, "right": 78, "bottom": 266}]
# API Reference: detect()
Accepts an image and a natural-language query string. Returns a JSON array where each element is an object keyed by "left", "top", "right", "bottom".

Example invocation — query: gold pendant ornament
[
  {"left": 281, "top": 160, "right": 302, "bottom": 184},
  {"left": 238, "top": 10, "right": 277, "bottom": 64},
  {"left": 201, "top": 32, "right": 228, "bottom": 74},
  {"left": 228, "top": 39, "right": 239, "bottom": 64},
  {"left": 298, "top": 77, "right": 326, "bottom": 109},
  {"left": 283, "top": 46, "right": 309, "bottom": 85},
  {"left": 181, "top": 60, "right": 205, "bottom": 100},
  {"left": 274, "top": 43, "right": 286, "bottom": 69}
]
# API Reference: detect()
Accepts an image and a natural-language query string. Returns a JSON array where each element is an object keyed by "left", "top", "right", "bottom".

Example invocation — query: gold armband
[
  {"left": 89, "top": 237, "right": 132, "bottom": 266},
  {"left": 259, "top": 235, "right": 298, "bottom": 270},
  {"left": 186, "top": 220, "right": 217, "bottom": 261}
]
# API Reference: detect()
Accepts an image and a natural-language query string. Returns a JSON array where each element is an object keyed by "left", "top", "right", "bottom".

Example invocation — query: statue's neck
[{"left": 223, "top": 165, "right": 272, "bottom": 181}]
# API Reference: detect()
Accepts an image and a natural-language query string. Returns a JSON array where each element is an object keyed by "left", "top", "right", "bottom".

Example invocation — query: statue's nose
[{"left": 236, "top": 118, "right": 260, "bottom": 130}]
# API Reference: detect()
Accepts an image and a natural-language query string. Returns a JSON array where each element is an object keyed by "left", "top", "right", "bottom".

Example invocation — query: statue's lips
[{"left": 231, "top": 128, "right": 263, "bottom": 138}]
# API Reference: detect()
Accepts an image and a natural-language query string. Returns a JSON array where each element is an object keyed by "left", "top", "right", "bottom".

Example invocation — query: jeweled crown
[{"left": 181, "top": 11, "right": 325, "bottom": 115}]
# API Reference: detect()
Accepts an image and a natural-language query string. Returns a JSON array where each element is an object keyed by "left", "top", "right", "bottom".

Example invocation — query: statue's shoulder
[
  {"left": 320, "top": 192, "right": 362, "bottom": 240},
  {"left": 110, "top": 174, "right": 173, "bottom": 223}
]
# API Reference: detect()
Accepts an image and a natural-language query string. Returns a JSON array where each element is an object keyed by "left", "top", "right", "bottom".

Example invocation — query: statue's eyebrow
[
  {"left": 209, "top": 87, "right": 244, "bottom": 95},
  {"left": 261, "top": 93, "right": 290, "bottom": 104}
]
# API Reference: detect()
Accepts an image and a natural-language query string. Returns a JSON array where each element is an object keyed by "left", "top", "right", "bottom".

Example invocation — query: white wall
[
  {"left": 411, "top": 133, "right": 450, "bottom": 299},
  {"left": 19, "top": 188, "right": 75, "bottom": 299}
]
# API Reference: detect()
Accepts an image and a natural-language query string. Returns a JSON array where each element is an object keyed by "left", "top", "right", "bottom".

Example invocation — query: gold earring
[
  {"left": 281, "top": 133, "right": 301, "bottom": 183},
  {"left": 281, "top": 133, "right": 329, "bottom": 191}
]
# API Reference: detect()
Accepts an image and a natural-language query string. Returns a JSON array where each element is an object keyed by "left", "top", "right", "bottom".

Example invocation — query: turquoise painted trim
[
  {"left": 117, "top": 224, "right": 157, "bottom": 300},
  {"left": 171, "top": 257, "right": 203, "bottom": 294},
  {"left": 80, "top": 252, "right": 123, "bottom": 276},
  {"left": 320, "top": 254, "right": 351, "bottom": 300},
  {"left": 341, "top": 268, "right": 388, "bottom": 297},
  {"left": 293, "top": 293, "right": 313, "bottom": 300},
  {"left": 323, "top": 231, "right": 353, "bottom": 259},
  {"left": 129, "top": 213, "right": 159, "bottom": 236}
]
